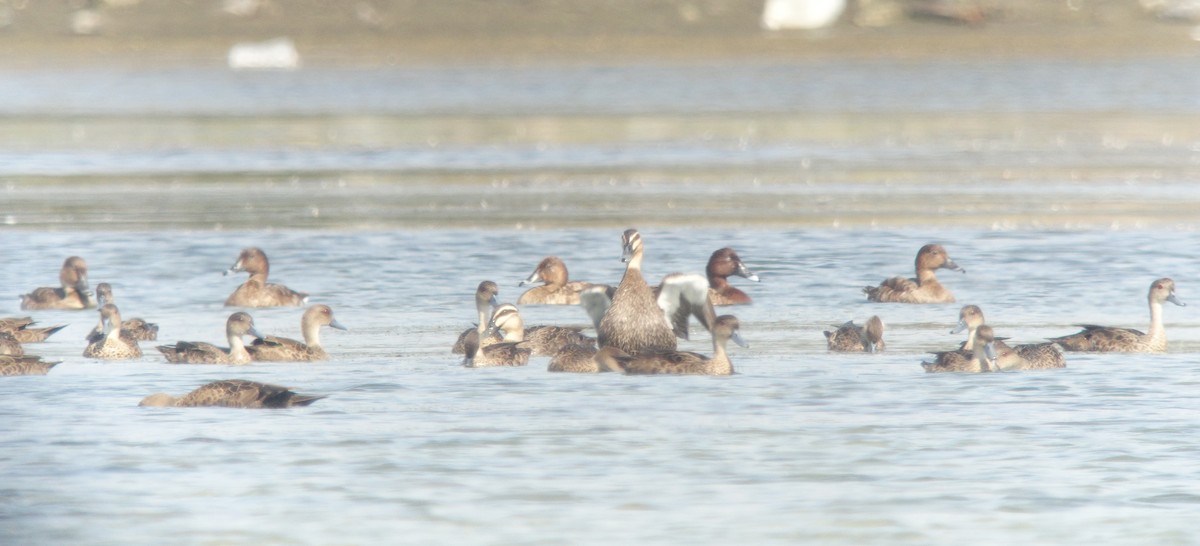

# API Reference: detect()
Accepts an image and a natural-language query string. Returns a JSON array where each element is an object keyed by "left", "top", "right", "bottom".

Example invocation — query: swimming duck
[
  {"left": 597, "top": 229, "right": 716, "bottom": 356},
  {"left": 85, "top": 283, "right": 159, "bottom": 342},
  {"left": 921, "top": 304, "right": 985, "bottom": 369},
  {"left": 824, "top": 315, "right": 886, "bottom": 353},
  {"left": 452, "top": 280, "right": 503, "bottom": 354},
  {"left": 247, "top": 304, "right": 347, "bottom": 362},
  {"left": 705, "top": 247, "right": 760, "bottom": 305},
  {"left": 864, "top": 244, "right": 963, "bottom": 304},
  {"left": 597, "top": 315, "right": 747, "bottom": 376},
  {"left": 224, "top": 247, "right": 308, "bottom": 307},
  {"left": 139, "top": 379, "right": 324, "bottom": 408},
  {"left": 461, "top": 324, "right": 531, "bottom": 369},
  {"left": 1049, "top": 277, "right": 1184, "bottom": 353},
  {"left": 517, "top": 256, "right": 606, "bottom": 305},
  {"left": 156, "top": 312, "right": 264, "bottom": 365},
  {"left": 0, "top": 317, "right": 67, "bottom": 343},
  {"left": 547, "top": 285, "right": 614, "bottom": 373},
  {"left": 488, "top": 303, "right": 595, "bottom": 357},
  {"left": 0, "top": 355, "right": 61, "bottom": 376},
  {"left": 20, "top": 256, "right": 92, "bottom": 310},
  {"left": 82, "top": 304, "right": 143, "bottom": 360},
  {"left": 922, "top": 324, "right": 999, "bottom": 373},
  {"left": 924, "top": 305, "right": 1066, "bottom": 370}
]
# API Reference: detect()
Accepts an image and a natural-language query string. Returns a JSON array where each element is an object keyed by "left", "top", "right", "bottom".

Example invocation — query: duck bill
[
  {"left": 223, "top": 258, "right": 244, "bottom": 277},
  {"left": 488, "top": 295, "right": 500, "bottom": 308},
  {"left": 950, "top": 319, "right": 968, "bottom": 334},
  {"left": 621, "top": 244, "right": 634, "bottom": 263},
  {"left": 1168, "top": 294, "right": 1186, "bottom": 307},
  {"left": 519, "top": 270, "right": 542, "bottom": 287},
  {"left": 328, "top": 318, "right": 348, "bottom": 331},
  {"left": 735, "top": 262, "right": 760, "bottom": 282},
  {"left": 866, "top": 341, "right": 878, "bottom": 354},
  {"left": 942, "top": 259, "right": 964, "bottom": 273},
  {"left": 246, "top": 325, "right": 264, "bottom": 340},
  {"left": 983, "top": 343, "right": 998, "bottom": 372},
  {"left": 730, "top": 331, "right": 749, "bottom": 348}
]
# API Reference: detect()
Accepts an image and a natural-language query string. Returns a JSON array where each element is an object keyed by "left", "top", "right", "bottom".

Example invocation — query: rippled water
[{"left": 3, "top": 57, "right": 1200, "bottom": 544}]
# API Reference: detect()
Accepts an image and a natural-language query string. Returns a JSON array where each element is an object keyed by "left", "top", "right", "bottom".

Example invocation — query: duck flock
[{"left": 1, "top": 228, "right": 1185, "bottom": 408}]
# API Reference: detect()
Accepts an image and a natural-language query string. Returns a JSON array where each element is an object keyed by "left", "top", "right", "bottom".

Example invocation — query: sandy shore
[{"left": 0, "top": 0, "right": 1196, "bottom": 68}]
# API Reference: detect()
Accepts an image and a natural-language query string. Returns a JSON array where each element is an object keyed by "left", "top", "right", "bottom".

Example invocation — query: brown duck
[
  {"left": 248, "top": 304, "right": 347, "bottom": 362},
  {"left": 864, "top": 244, "right": 963, "bottom": 304},
  {"left": 82, "top": 304, "right": 144, "bottom": 360},
  {"left": 1049, "top": 278, "right": 1184, "bottom": 353},
  {"left": 517, "top": 256, "right": 606, "bottom": 305},
  {"left": 156, "top": 312, "right": 264, "bottom": 365},
  {"left": 20, "top": 256, "right": 92, "bottom": 310},
  {"left": 705, "top": 247, "right": 760, "bottom": 306},
  {"left": 139, "top": 379, "right": 324, "bottom": 408},
  {"left": 824, "top": 315, "right": 886, "bottom": 353},
  {"left": 0, "top": 355, "right": 61, "bottom": 376},
  {"left": 597, "top": 315, "right": 747, "bottom": 376},
  {"left": 452, "top": 280, "right": 503, "bottom": 355},
  {"left": 0, "top": 317, "right": 67, "bottom": 343},
  {"left": 86, "top": 283, "right": 158, "bottom": 342},
  {"left": 224, "top": 247, "right": 308, "bottom": 307}
]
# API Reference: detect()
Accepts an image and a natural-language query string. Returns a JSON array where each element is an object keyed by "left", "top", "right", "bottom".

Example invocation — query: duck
[
  {"left": 705, "top": 247, "right": 760, "bottom": 305},
  {"left": 247, "top": 304, "right": 347, "bottom": 362},
  {"left": 597, "top": 228, "right": 716, "bottom": 356},
  {"left": 85, "top": 283, "right": 158, "bottom": 342},
  {"left": 924, "top": 305, "right": 1066, "bottom": 370},
  {"left": 138, "top": 379, "right": 324, "bottom": 408},
  {"left": 1049, "top": 277, "right": 1184, "bottom": 353},
  {"left": 0, "top": 331, "right": 23, "bottom": 356},
  {"left": 82, "top": 304, "right": 143, "bottom": 360},
  {"left": 223, "top": 247, "right": 308, "bottom": 307},
  {"left": 156, "top": 312, "right": 264, "bottom": 365},
  {"left": 921, "top": 304, "right": 986, "bottom": 369},
  {"left": 488, "top": 303, "right": 595, "bottom": 357},
  {"left": 824, "top": 315, "right": 886, "bottom": 353},
  {"left": 922, "top": 324, "right": 999, "bottom": 373},
  {"left": 20, "top": 256, "right": 93, "bottom": 310},
  {"left": 547, "top": 285, "right": 614, "bottom": 373},
  {"left": 0, "top": 317, "right": 67, "bottom": 343},
  {"left": 863, "top": 244, "right": 963, "bottom": 304},
  {"left": 461, "top": 321, "right": 531, "bottom": 369},
  {"left": 517, "top": 256, "right": 606, "bottom": 305},
  {"left": 452, "top": 280, "right": 503, "bottom": 354},
  {"left": 0, "top": 355, "right": 61, "bottom": 376},
  {"left": 596, "top": 315, "right": 747, "bottom": 376}
]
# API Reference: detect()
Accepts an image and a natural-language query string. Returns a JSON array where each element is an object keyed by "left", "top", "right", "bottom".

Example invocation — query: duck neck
[
  {"left": 916, "top": 266, "right": 939, "bottom": 286},
  {"left": 228, "top": 334, "right": 250, "bottom": 363},
  {"left": 246, "top": 271, "right": 269, "bottom": 286},
  {"left": 302, "top": 321, "right": 321, "bottom": 348},
  {"left": 708, "top": 273, "right": 729, "bottom": 291},
  {"left": 1148, "top": 298, "right": 1165, "bottom": 340},
  {"left": 708, "top": 335, "right": 733, "bottom": 375},
  {"left": 962, "top": 325, "right": 978, "bottom": 350}
]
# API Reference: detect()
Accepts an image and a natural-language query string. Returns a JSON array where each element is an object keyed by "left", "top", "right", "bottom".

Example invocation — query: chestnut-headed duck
[
  {"left": 224, "top": 247, "right": 308, "bottom": 307},
  {"left": 824, "top": 315, "right": 885, "bottom": 353},
  {"left": 1050, "top": 278, "right": 1184, "bottom": 353},
  {"left": 864, "top": 244, "right": 963, "bottom": 304},
  {"left": 452, "top": 281, "right": 503, "bottom": 354},
  {"left": 597, "top": 315, "right": 747, "bottom": 376},
  {"left": 0, "top": 355, "right": 61, "bottom": 376},
  {"left": 705, "top": 248, "right": 760, "bottom": 305},
  {"left": 156, "top": 312, "right": 263, "bottom": 365},
  {"left": 517, "top": 256, "right": 607, "bottom": 305},
  {"left": 82, "top": 304, "right": 143, "bottom": 360},
  {"left": 86, "top": 283, "right": 158, "bottom": 342},
  {"left": 0, "top": 317, "right": 67, "bottom": 343},
  {"left": 20, "top": 256, "right": 92, "bottom": 310},
  {"left": 597, "top": 229, "right": 716, "bottom": 356},
  {"left": 248, "top": 304, "right": 347, "bottom": 362},
  {"left": 139, "top": 379, "right": 324, "bottom": 408}
]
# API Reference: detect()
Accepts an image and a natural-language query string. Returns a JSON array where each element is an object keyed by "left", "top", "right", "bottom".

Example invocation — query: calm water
[{"left": 3, "top": 57, "right": 1200, "bottom": 545}]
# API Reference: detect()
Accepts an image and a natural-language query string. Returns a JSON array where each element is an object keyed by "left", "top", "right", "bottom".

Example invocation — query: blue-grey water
[{"left": 3, "top": 57, "right": 1200, "bottom": 545}]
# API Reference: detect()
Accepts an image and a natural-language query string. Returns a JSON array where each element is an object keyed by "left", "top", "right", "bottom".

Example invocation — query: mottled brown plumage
[
  {"left": 156, "top": 312, "right": 263, "bottom": 365},
  {"left": 922, "top": 304, "right": 985, "bottom": 369},
  {"left": 517, "top": 256, "right": 605, "bottom": 305},
  {"left": 20, "top": 256, "right": 92, "bottom": 310},
  {"left": 1050, "top": 278, "right": 1184, "bottom": 353},
  {"left": 452, "top": 280, "right": 503, "bottom": 354},
  {"left": 0, "top": 317, "right": 67, "bottom": 343},
  {"left": 248, "top": 304, "right": 347, "bottom": 362},
  {"left": 864, "top": 244, "right": 963, "bottom": 304},
  {"left": 86, "top": 283, "right": 158, "bottom": 342},
  {"left": 598, "top": 229, "right": 679, "bottom": 355},
  {"left": 923, "top": 324, "right": 998, "bottom": 373},
  {"left": 139, "top": 379, "right": 324, "bottom": 408},
  {"left": 486, "top": 303, "right": 595, "bottom": 357},
  {"left": 598, "top": 315, "right": 747, "bottom": 376},
  {"left": 0, "top": 355, "right": 60, "bottom": 376},
  {"left": 0, "top": 332, "right": 23, "bottom": 356},
  {"left": 705, "top": 247, "right": 760, "bottom": 306},
  {"left": 224, "top": 247, "right": 308, "bottom": 307},
  {"left": 824, "top": 315, "right": 886, "bottom": 353},
  {"left": 82, "top": 304, "right": 143, "bottom": 360}
]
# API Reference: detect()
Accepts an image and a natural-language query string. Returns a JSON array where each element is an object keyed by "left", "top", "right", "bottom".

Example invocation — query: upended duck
[
  {"left": 139, "top": 379, "right": 324, "bottom": 408},
  {"left": 864, "top": 244, "right": 963, "bottom": 304},
  {"left": 248, "top": 304, "right": 347, "bottom": 362},
  {"left": 86, "top": 283, "right": 158, "bottom": 342},
  {"left": 20, "top": 256, "right": 92, "bottom": 310},
  {"left": 1049, "top": 277, "right": 1184, "bottom": 353},
  {"left": 156, "top": 312, "right": 263, "bottom": 365},
  {"left": 224, "top": 247, "right": 308, "bottom": 307},
  {"left": 452, "top": 281, "right": 503, "bottom": 355},
  {"left": 824, "top": 315, "right": 885, "bottom": 353},
  {"left": 596, "top": 315, "right": 747, "bottom": 376},
  {"left": 82, "top": 304, "right": 144, "bottom": 360},
  {"left": 597, "top": 228, "right": 717, "bottom": 356},
  {"left": 517, "top": 256, "right": 607, "bottom": 305}
]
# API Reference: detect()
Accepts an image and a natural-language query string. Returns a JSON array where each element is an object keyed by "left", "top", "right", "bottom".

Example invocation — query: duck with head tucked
[
  {"left": 487, "top": 303, "right": 594, "bottom": 357},
  {"left": 1050, "top": 277, "right": 1184, "bottom": 353},
  {"left": 83, "top": 304, "right": 143, "bottom": 360},
  {"left": 86, "top": 283, "right": 158, "bottom": 342},
  {"left": 597, "top": 228, "right": 717, "bottom": 356},
  {"left": 824, "top": 315, "right": 886, "bottom": 353},
  {"left": 705, "top": 247, "right": 760, "bottom": 305},
  {"left": 224, "top": 247, "right": 308, "bottom": 307},
  {"left": 597, "top": 315, "right": 747, "bottom": 376},
  {"left": 518, "top": 256, "right": 607, "bottom": 305},
  {"left": 452, "top": 280, "right": 503, "bottom": 355},
  {"left": 0, "top": 317, "right": 67, "bottom": 343},
  {"left": 0, "top": 355, "right": 61, "bottom": 376},
  {"left": 864, "top": 244, "right": 963, "bottom": 304},
  {"left": 20, "top": 256, "right": 92, "bottom": 310},
  {"left": 139, "top": 379, "right": 324, "bottom": 408},
  {"left": 248, "top": 304, "right": 347, "bottom": 362},
  {"left": 156, "top": 312, "right": 264, "bottom": 365}
]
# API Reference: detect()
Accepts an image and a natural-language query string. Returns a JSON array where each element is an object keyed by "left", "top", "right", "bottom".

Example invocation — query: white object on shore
[
  {"left": 228, "top": 37, "right": 301, "bottom": 70},
  {"left": 761, "top": 0, "right": 846, "bottom": 30}
]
